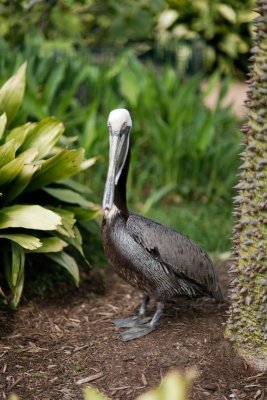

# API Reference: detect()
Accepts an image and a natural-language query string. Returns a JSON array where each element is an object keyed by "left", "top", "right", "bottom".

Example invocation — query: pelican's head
[{"left": 103, "top": 109, "right": 132, "bottom": 211}]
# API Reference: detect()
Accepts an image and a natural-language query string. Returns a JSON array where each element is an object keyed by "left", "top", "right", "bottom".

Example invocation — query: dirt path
[{"left": 0, "top": 265, "right": 266, "bottom": 400}]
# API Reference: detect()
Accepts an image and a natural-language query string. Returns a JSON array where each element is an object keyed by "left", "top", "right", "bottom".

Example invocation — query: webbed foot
[
  {"left": 113, "top": 315, "right": 151, "bottom": 328},
  {"left": 121, "top": 323, "right": 155, "bottom": 341}
]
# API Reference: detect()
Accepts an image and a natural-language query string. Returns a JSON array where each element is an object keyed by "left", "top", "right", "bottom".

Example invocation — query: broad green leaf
[
  {"left": 27, "top": 237, "right": 68, "bottom": 253},
  {"left": 66, "top": 206, "right": 101, "bottom": 221},
  {"left": 27, "top": 148, "right": 84, "bottom": 192},
  {"left": 4, "top": 163, "right": 38, "bottom": 204},
  {"left": 0, "top": 113, "right": 7, "bottom": 139},
  {"left": 48, "top": 207, "right": 76, "bottom": 238},
  {"left": 0, "top": 63, "right": 26, "bottom": 123},
  {"left": 44, "top": 187, "right": 93, "bottom": 208},
  {"left": 0, "top": 205, "right": 62, "bottom": 230},
  {"left": 58, "top": 178, "right": 92, "bottom": 195},
  {"left": 0, "top": 139, "right": 16, "bottom": 168},
  {"left": 6, "top": 122, "right": 37, "bottom": 151},
  {"left": 0, "top": 152, "right": 25, "bottom": 186},
  {"left": 46, "top": 252, "right": 79, "bottom": 286},
  {"left": 19, "top": 117, "right": 64, "bottom": 159},
  {"left": 0, "top": 234, "right": 42, "bottom": 250}
]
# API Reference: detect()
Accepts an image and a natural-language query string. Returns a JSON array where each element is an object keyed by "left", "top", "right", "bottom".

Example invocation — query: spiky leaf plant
[
  {"left": 0, "top": 64, "right": 100, "bottom": 308},
  {"left": 225, "top": 0, "right": 267, "bottom": 371}
]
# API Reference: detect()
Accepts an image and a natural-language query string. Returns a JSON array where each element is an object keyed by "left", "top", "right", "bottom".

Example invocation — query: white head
[{"left": 107, "top": 108, "right": 132, "bottom": 132}]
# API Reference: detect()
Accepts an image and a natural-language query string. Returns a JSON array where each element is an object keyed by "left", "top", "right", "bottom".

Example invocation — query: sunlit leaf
[
  {"left": 6, "top": 122, "right": 36, "bottom": 151},
  {"left": 46, "top": 252, "right": 79, "bottom": 286},
  {"left": 0, "top": 205, "right": 61, "bottom": 230},
  {"left": 0, "top": 63, "right": 26, "bottom": 123},
  {"left": 0, "top": 139, "right": 16, "bottom": 168},
  {"left": 27, "top": 237, "right": 68, "bottom": 253},
  {"left": 0, "top": 113, "right": 7, "bottom": 139},
  {"left": 83, "top": 387, "right": 108, "bottom": 400},
  {"left": 4, "top": 163, "right": 38, "bottom": 203},
  {"left": 0, "top": 233, "right": 42, "bottom": 250},
  {"left": 0, "top": 152, "right": 25, "bottom": 186},
  {"left": 19, "top": 117, "right": 64, "bottom": 159},
  {"left": 27, "top": 148, "right": 84, "bottom": 191},
  {"left": 49, "top": 207, "right": 76, "bottom": 238},
  {"left": 217, "top": 4, "right": 236, "bottom": 23}
]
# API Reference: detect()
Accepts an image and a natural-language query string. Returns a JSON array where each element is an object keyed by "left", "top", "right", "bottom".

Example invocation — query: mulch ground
[{"left": 0, "top": 263, "right": 266, "bottom": 400}]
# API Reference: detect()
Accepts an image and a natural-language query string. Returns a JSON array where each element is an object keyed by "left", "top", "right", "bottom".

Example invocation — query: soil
[{"left": 0, "top": 263, "right": 266, "bottom": 400}]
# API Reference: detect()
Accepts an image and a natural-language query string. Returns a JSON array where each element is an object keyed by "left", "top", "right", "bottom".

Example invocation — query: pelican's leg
[
  {"left": 113, "top": 294, "right": 151, "bottom": 328},
  {"left": 121, "top": 302, "right": 164, "bottom": 341}
]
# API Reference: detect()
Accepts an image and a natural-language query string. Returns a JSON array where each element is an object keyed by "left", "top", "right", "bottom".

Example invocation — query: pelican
[{"left": 102, "top": 108, "right": 223, "bottom": 341}]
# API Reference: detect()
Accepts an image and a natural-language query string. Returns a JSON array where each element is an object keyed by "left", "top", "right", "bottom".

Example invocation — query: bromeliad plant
[{"left": 0, "top": 63, "right": 99, "bottom": 308}]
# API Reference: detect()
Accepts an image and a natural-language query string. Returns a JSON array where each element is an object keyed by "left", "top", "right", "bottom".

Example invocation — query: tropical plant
[
  {"left": 0, "top": 0, "right": 254, "bottom": 75},
  {"left": 225, "top": 0, "right": 267, "bottom": 371},
  {"left": 0, "top": 63, "right": 100, "bottom": 308}
]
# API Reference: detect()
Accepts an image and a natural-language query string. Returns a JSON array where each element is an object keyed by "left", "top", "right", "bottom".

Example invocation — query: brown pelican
[{"left": 102, "top": 109, "right": 223, "bottom": 341}]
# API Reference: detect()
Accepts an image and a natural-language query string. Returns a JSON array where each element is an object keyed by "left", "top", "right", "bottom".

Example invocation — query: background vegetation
[{"left": 0, "top": 0, "right": 253, "bottom": 303}]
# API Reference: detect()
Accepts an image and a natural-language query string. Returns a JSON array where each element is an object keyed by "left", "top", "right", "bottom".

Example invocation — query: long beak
[{"left": 103, "top": 133, "right": 129, "bottom": 210}]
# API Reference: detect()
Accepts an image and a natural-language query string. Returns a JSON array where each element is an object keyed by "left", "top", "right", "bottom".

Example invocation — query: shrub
[{"left": 0, "top": 63, "right": 99, "bottom": 308}]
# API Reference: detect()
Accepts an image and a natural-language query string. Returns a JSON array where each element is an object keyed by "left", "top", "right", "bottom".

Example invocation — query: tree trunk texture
[{"left": 225, "top": 0, "right": 267, "bottom": 371}]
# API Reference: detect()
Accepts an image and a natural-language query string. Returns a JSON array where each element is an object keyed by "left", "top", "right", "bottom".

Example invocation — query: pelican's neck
[{"left": 114, "top": 144, "right": 130, "bottom": 217}]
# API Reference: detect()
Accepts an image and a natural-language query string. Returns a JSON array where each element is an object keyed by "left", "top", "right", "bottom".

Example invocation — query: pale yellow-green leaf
[
  {"left": 7, "top": 395, "right": 20, "bottom": 400},
  {"left": 44, "top": 187, "right": 93, "bottom": 208},
  {"left": 83, "top": 387, "right": 109, "bottom": 400},
  {"left": 6, "top": 122, "right": 36, "bottom": 151},
  {"left": 46, "top": 252, "right": 79, "bottom": 286},
  {"left": 0, "top": 234, "right": 42, "bottom": 250},
  {"left": 27, "top": 148, "right": 84, "bottom": 192},
  {"left": 137, "top": 369, "right": 197, "bottom": 400},
  {"left": 48, "top": 207, "right": 76, "bottom": 238},
  {"left": 28, "top": 237, "right": 68, "bottom": 253},
  {"left": 0, "top": 139, "right": 16, "bottom": 168},
  {"left": 0, "top": 63, "right": 26, "bottom": 123},
  {"left": 0, "top": 205, "right": 62, "bottom": 230},
  {"left": 19, "top": 117, "right": 64, "bottom": 159},
  {"left": 217, "top": 4, "right": 236, "bottom": 23},
  {"left": 80, "top": 156, "right": 98, "bottom": 171},
  {"left": 4, "top": 163, "right": 38, "bottom": 204},
  {"left": 0, "top": 112, "right": 7, "bottom": 139},
  {"left": 0, "top": 152, "right": 25, "bottom": 186}
]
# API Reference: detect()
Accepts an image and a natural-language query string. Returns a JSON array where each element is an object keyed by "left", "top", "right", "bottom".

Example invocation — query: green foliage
[
  {"left": 157, "top": 0, "right": 255, "bottom": 74},
  {"left": 0, "top": 48, "right": 240, "bottom": 211},
  {"left": 0, "top": 0, "right": 255, "bottom": 75},
  {"left": 0, "top": 63, "right": 100, "bottom": 308}
]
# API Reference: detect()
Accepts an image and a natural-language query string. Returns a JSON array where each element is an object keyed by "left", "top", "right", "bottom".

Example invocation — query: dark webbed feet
[
  {"left": 113, "top": 315, "right": 151, "bottom": 328},
  {"left": 117, "top": 301, "right": 164, "bottom": 342}
]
